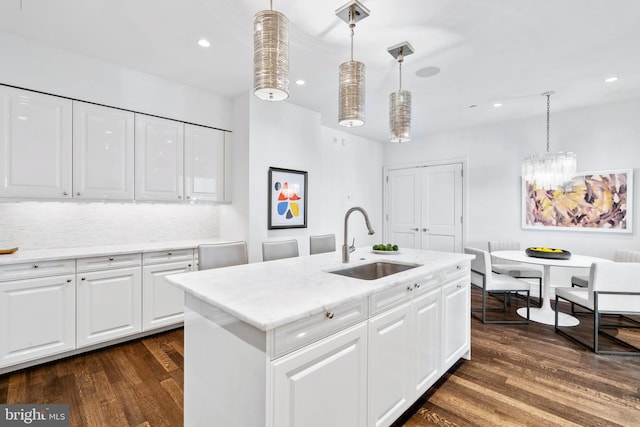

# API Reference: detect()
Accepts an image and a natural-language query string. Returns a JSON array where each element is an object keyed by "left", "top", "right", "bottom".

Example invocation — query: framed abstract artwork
[
  {"left": 522, "top": 169, "right": 633, "bottom": 233},
  {"left": 268, "top": 167, "right": 308, "bottom": 229}
]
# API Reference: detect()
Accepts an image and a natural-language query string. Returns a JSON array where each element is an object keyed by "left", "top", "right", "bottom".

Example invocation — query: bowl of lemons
[{"left": 372, "top": 243, "right": 399, "bottom": 254}]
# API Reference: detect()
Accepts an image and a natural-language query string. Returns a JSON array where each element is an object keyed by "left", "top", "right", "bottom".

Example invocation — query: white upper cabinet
[
  {"left": 73, "top": 101, "right": 135, "bottom": 200},
  {"left": 135, "top": 114, "right": 184, "bottom": 202},
  {"left": 0, "top": 86, "right": 72, "bottom": 199},
  {"left": 184, "top": 124, "right": 226, "bottom": 202}
]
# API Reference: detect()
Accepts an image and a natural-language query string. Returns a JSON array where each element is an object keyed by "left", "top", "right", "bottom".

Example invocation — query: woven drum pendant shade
[
  {"left": 339, "top": 60, "right": 366, "bottom": 127},
  {"left": 389, "top": 90, "right": 411, "bottom": 142},
  {"left": 253, "top": 9, "right": 289, "bottom": 101}
]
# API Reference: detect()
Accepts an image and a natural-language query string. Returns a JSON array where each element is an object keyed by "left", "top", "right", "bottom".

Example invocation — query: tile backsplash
[{"left": 0, "top": 202, "right": 219, "bottom": 250}]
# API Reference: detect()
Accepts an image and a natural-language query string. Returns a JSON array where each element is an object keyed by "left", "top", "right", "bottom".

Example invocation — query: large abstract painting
[
  {"left": 522, "top": 169, "right": 633, "bottom": 233},
  {"left": 268, "top": 167, "right": 308, "bottom": 229}
]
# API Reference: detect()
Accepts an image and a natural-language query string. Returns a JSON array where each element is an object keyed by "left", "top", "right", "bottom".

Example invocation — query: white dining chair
[
  {"left": 309, "top": 234, "right": 336, "bottom": 255},
  {"left": 262, "top": 239, "right": 299, "bottom": 262},
  {"left": 489, "top": 241, "right": 543, "bottom": 306},
  {"left": 198, "top": 241, "right": 248, "bottom": 270},
  {"left": 465, "top": 247, "right": 531, "bottom": 324},
  {"left": 569, "top": 249, "right": 640, "bottom": 315},
  {"left": 555, "top": 261, "right": 640, "bottom": 355}
]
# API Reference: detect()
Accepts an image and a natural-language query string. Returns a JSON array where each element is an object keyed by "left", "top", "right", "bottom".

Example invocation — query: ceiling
[{"left": 2, "top": 0, "right": 640, "bottom": 142}]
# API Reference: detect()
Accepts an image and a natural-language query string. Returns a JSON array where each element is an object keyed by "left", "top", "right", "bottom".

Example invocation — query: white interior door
[
  {"left": 421, "top": 163, "right": 463, "bottom": 252},
  {"left": 385, "top": 163, "right": 463, "bottom": 252},
  {"left": 386, "top": 169, "right": 421, "bottom": 249}
]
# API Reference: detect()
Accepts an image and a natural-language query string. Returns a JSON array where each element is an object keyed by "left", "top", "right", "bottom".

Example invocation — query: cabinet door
[
  {"left": 0, "top": 86, "right": 72, "bottom": 199},
  {"left": 73, "top": 101, "right": 134, "bottom": 200},
  {"left": 368, "top": 302, "right": 412, "bottom": 427},
  {"left": 76, "top": 267, "right": 142, "bottom": 347},
  {"left": 184, "top": 124, "right": 225, "bottom": 202},
  {"left": 272, "top": 322, "right": 368, "bottom": 427},
  {"left": 134, "top": 114, "right": 184, "bottom": 201},
  {"left": 442, "top": 279, "right": 470, "bottom": 369},
  {"left": 142, "top": 260, "right": 192, "bottom": 331},
  {"left": 412, "top": 287, "right": 441, "bottom": 395},
  {"left": 0, "top": 275, "right": 76, "bottom": 368}
]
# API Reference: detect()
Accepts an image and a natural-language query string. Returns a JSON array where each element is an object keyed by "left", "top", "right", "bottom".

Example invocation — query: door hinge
[
  {"left": 385, "top": 176, "right": 389, "bottom": 183},
  {"left": 460, "top": 169, "right": 463, "bottom": 178}
]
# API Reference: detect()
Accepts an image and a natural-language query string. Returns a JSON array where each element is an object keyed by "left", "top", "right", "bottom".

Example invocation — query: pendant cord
[
  {"left": 397, "top": 48, "right": 404, "bottom": 91},
  {"left": 546, "top": 93, "right": 551, "bottom": 153},
  {"left": 269, "top": 0, "right": 272, "bottom": 10},
  {"left": 349, "top": 5, "right": 355, "bottom": 61}
]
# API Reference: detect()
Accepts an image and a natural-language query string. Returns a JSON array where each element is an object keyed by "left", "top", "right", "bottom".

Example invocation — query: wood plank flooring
[{"left": 1, "top": 288, "right": 639, "bottom": 427}]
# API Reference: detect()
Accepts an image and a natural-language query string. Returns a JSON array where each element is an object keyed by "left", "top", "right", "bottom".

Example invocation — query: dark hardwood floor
[{"left": 1, "top": 289, "right": 639, "bottom": 427}]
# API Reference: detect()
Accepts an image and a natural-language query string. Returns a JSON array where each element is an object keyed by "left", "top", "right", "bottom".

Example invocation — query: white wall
[
  {"left": 230, "top": 93, "right": 384, "bottom": 262},
  {"left": 384, "top": 97, "right": 640, "bottom": 285},
  {"left": 0, "top": 31, "right": 231, "bottom": 249}
]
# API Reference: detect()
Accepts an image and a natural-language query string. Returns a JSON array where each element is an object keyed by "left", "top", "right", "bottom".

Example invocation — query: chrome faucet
[{"left": 342, "top": 206, "right": 375, "bottom": 263}]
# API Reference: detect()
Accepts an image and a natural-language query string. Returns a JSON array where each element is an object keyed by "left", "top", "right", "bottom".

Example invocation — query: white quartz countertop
[
  {"left": 167, "top": 248, "right": 473, "bottom": 331},
  {"left": 0, "top": 239, "right": 226, "bottom": 265}
]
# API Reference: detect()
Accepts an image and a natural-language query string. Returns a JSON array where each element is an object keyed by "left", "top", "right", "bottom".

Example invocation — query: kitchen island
[{"left": 167, "top": 248, "right": 473, "bottom": 427}]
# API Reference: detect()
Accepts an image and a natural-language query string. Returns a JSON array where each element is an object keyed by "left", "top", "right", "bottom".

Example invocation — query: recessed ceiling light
[
  {"left": 605, "top": 76, "right": 619, "bottom": 83},
  {"left": 493, "top": 103, "right": 502, "bottom": 108},
  {"left": 295, "top": 79, "right": 305, "bottom": 85},
  {"left": 415, "top": 66, "right": 441, "bottom": 78},
  {"left": 198, "top": 39, "right": 211, "bottom": 48}
]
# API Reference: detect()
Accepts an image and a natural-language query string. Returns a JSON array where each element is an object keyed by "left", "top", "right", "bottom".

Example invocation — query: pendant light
[
  {"left": 253, "top": 0, "right": 289, "bottom": 101},
  {"left": 521, "top": 91, "right": 577, "bottom": 190},
  {"left": 388, "top": 42, "right": 415, "bottom": 142},
  {"left": 336, "top": 0, "right": 370, "bottom": 127}
]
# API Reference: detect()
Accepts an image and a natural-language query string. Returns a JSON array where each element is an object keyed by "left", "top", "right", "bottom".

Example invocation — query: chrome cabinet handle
[
  {"left": 109, "top": 257, "right": 114, "bottom": 261},
  {"left": 67, "top": 279, "right": 72, "bottom": 283},
  {"left": 422, "top": 228, "right": 429, "bottom": 232},
  {"left": 63, "top": 191, "right": 69, "bottom": 196},
  {"left": 326, "top": 311, "right": 334, "bottom": 319},
  {"left": 77, "top": 192, "right": 81, "bottom": 196},
  {"left": 33, "top": 264, "right": 39, "bottom": 269},
  {"left": 407, "top": 285, "right": 413, "bottom": 291},
  {"left": 411, "top": 227, "right": 419, "bottom": 231},
  {"left": 81, "top": 277, "right": 86, "bottom": 281},
  {"left": 415, "top": 283, "right": 421, "bottom": 289},
  {"left": 168, "top": 252, "right": 172, "bottom": 256},
  {"left": 457, "top": 283, "right": 463, "bottom": 289}
]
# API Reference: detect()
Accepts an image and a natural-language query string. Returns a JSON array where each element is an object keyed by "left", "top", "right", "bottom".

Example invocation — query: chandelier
[
  {"left": 336, "top": 0, "right": 370, "bottom": 127},
  {"left": 521, "top": 92, "right": 577, "bottom": 190},
  {"left": 253, "top": 0, "right": 289, "bottom": 101},
  {"left": 388, "top": 42, "right": 414, "bottom": 142}
]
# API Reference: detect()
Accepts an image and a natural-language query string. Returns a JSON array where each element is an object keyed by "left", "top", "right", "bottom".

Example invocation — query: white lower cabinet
[
  {"left": 368, "top": 285, "right": 441, "bottom": 427},
  {"left": 272, "top": 322, "right": 369, "bottom": 427},
  {"left": 142, "top": 251, "right": 194, "bottom": 331},
  {"left": 368, "top": 302, "right": 413, "bottom": 427},
  {"left": 413, "top": 287, "right": 442, "bottom": 395},
  {"left": 76, "top": 266, "right": 142, "bottom": 347},
  {"left": 442, "top": 279, "right": 470, "bottom": 367},
  {"left": 0, "top": 274, "right": 76, "bottom": 368}
]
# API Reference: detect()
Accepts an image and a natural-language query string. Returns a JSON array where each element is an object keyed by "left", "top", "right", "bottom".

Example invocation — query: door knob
[{"left": 422, "top": 228, "right": 429, "bottom": 232}]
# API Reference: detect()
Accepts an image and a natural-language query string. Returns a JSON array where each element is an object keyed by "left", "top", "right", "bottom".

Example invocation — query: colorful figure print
[{"left": 275, "top": 181, "right": 302, "bottom": 220}]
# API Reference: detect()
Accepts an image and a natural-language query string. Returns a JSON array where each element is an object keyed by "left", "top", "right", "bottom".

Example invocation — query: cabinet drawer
[
  {"left": 273, "top": 298, "right": 368, "bottom": 358},
  {"left": 77, "top": 253, "right": 141, "bottom": 272},
  {"left": 0, "top": 259, "right": 75, "bottom": 282},
  {"left": 442, "top": 262, "right": 469, "bottom": 283},
  {"left": 143, "top": 249, "right": 193, "bottom": 265},
  {"left": 412, "top": 271, "right": 442, "bottom": 295},
  {"left": 369, "top": 284, "right": 412, "bottom": 315}
]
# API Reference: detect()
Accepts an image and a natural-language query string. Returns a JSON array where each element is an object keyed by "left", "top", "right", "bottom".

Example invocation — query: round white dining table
[{"left": 491, "top": 250, "right": 611, "bottom": 326}]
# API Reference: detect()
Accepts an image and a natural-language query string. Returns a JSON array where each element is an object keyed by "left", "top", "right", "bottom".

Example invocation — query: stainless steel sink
[{"left": 329, "top": 261, "right": 420, "bottom": 280}]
